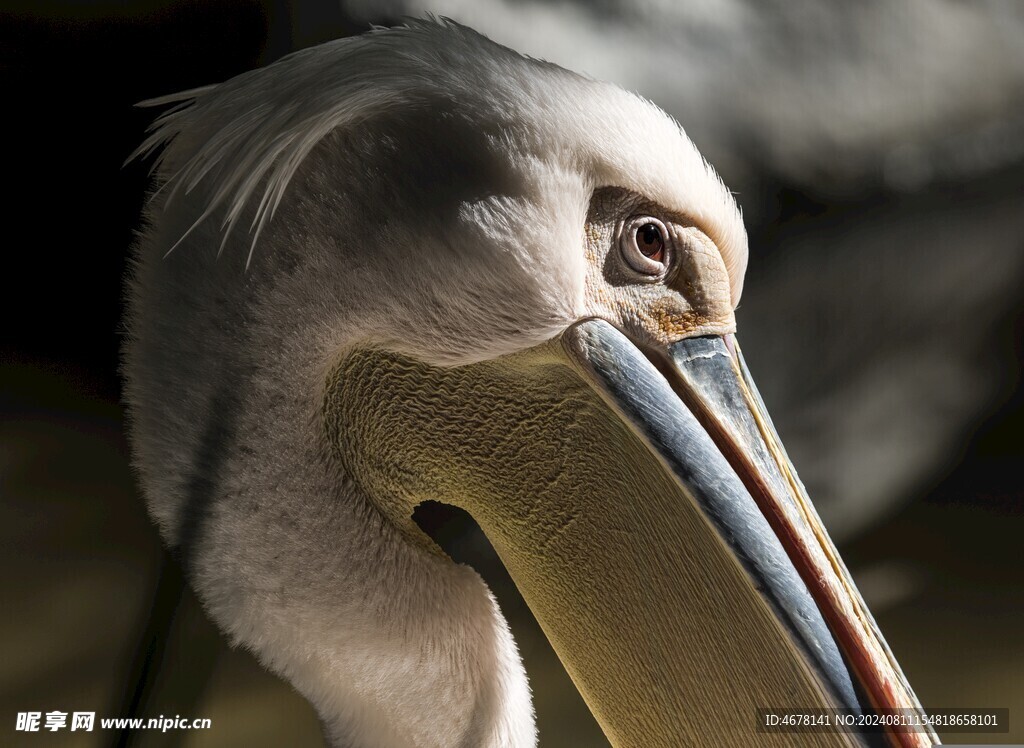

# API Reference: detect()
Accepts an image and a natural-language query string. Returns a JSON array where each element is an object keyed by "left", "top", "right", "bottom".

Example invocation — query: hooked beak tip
[{"left": 663, "top": 333, "right": 934, "bottom": 748}]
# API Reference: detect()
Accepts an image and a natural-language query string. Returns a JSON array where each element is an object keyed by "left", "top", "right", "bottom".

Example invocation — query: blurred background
[{"left": 1, "top": 1, "right": 1021, "bottom": 745}]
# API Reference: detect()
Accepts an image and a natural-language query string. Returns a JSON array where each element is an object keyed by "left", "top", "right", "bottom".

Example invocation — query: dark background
[{"left": 1, "top": 2, "right": 1021, "bottom": 746}]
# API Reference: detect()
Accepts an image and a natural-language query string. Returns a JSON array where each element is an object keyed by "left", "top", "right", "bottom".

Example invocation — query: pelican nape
[{"left": 124, "top": 19, "right": 937, "bottom": 748}]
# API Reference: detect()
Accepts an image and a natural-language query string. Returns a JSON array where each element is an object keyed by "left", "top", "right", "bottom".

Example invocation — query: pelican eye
[
  {"left": 621, "top": 216, "right": 671, "bottom": 278},
  {"left": 637, "top": 223, "right": 664, "bottom": 259}
]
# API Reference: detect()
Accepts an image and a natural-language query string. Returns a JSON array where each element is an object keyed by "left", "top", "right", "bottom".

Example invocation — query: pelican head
[{"left": 125, "top": 19, "right": 935, "bottom": 748}]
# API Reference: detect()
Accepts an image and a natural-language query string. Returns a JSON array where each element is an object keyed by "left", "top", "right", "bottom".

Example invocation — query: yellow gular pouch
[{"left": 323, "top": 343, "right": 849, "bottom": 747}]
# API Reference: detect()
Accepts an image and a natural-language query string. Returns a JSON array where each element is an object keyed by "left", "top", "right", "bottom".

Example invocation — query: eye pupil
[{"left": 637, "top": 223, "right": 665, "bottom": 259}]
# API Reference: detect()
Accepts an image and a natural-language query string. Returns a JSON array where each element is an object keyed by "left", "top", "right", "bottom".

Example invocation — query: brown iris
[{"left": 636, "top": 223, "right": 665, "bottom": 262}]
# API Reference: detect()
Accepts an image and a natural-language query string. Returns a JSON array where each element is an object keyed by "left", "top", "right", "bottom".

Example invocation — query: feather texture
[{"left": 130, "top": 18, "right": 747, "bottom": 299}]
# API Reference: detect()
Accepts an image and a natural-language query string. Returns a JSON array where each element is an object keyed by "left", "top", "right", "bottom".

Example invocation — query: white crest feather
[{"left": 131, "top": 17, "right": 747, "bottom": 298}]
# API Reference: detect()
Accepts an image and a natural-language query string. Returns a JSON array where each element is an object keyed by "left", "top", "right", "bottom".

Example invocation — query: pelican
[{"left": 124, "top": 19, "right": 937, "bottom": 748}]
